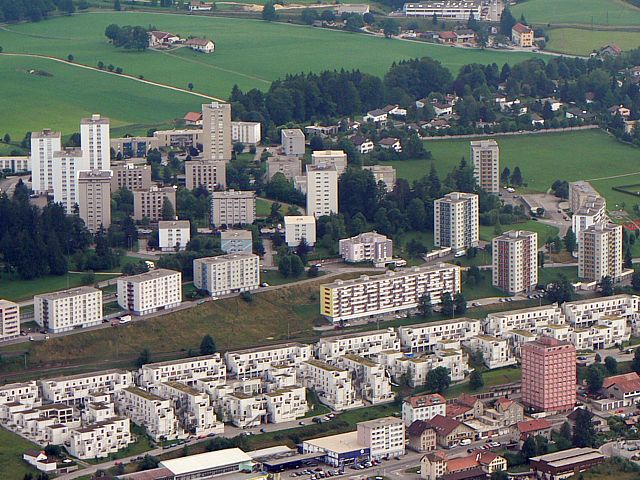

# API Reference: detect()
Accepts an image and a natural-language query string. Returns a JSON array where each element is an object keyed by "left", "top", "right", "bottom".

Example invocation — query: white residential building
[
  {"left": 307, "top": 163, "right": 338, "bottom": 218},
  {"left": 570, "top": 317, "right": 630, "bottom": 350},
  {"left": 138, "top": 354, "right": 226, "bottom": 388},
  {"left": 210, "top": 190, "right": 256, "bottom": 227},
  {"left": 284, "top": 216, "right": 316, "bottom": 247},
  {"left": 0, "top": 382, "right": 40, "bottom": 412},
  {"left": 0, "top": 299, "right": 20, "bottom": 342},
  {"left": 202, "top": 102, "right": 232, "bottom": 162},
  {"left": 117, "top": 268, "right": 182, "bottom": 315},
  {"left": 225, "top": 343, "right": 312, "bottom": 379},
  {"left": 470, "top": 139, "right": 500, "bottom": 194},
  {"left": 52, "top": 148, "right": 89, "bottom": 214},
  {"left": 220, "top": 230, "right": 253, "bottom": 254},
  {"left": 231, "top": 121, "right": 261, "bottom": 145},
  {"left": 78, "top": 169, "right": 112, "bottom": 233},
  {"left": 311, "top": 150, "right": 347, "bottom": 176},
  {"left": 572, "top": 195, "right": 607, "bottom": 242},
  {"left": 579, "top": 223, "right": 623, "bottom": 282},
  {"left": 402, "top": 393, "right": 447, "bottom": 426},
  {"left": 68, "top": 418, "right": 133, "bottom": 460},
  {"left": 398, "top": 317, "right": 481, "bottom": 353},
  {"left": 220, "top": 393, "right": 267, "bottom": 428},
  {"left": 185, "top": 159, "right": 226, "bottom": 191},
  {"left": 357, "top": 417, "right": 405, "bottom": 460},
  {"left": 81, "top": 114, "right": 111, "bottom": 171},
  {"left": 116, "top": 387, "right": 182, "bottom": 441},
  {"left": 339, "top": 231, "right": 393, "bottom": 265},
  {"left": 281, "top": 129, "right": 305, "bottom": 156},
  {"left": 465, "top": 335, "right": 517, "bottom": 369},
  {"left": 561, "top": 294, "right": 640, "bottom": 328},
  {"left": 320, "top": 264, "right": 461, "bottom": 323},
  {"left": 0, "top": 155, "right": 30, "bottom": 173},
  {"left": 153, "top": 382, "right": 223, "bottom": 435},
  {"left": 316, "top": 328, "right": 400, "bottom": 361},
  {"left": 34, "top": 286, "right": 102, "bottom": 334},
  {"left": 300, "top": 360, "right": 363, "bottom": 411},
  {"left": 336, "top": 355, "right": 394, "bottom": 404},
  {"left": 434, "top": 192, "right": 479, "bottom": 252},
  {"left": 406, "top": 349, "right": 467, "bottom": 385},
  {"left": 264, "top": 386, "right": 308, "bottom": 424},
  {"left": 40, "top": 370, "right": 133, "bottom": 405},
  {"left": 484, "top": 305, "right": 564, "bottom": 336},
  {"left": 403, "top": 0, "right": 482, "bottom": 20},
  {"left": 492, "top": 230, "right": 538, "bottom": 294},
  {"left": 158, "top": 220, "right": 191, "bottom": 252},
  {"left": 31, "top": 129, "right": 62, "bottom": 193},
  {"left": 193, "top": 253, "right": 260, "bottom": 296}
]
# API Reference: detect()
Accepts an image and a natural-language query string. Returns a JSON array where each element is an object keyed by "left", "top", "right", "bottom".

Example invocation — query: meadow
[
  {"left": 545, "top": 27, "right": 640, "bottom": 55},
  {"left": 0, "top": 427, "right": 39, "bottom": 479},
  {"left": 387, "top": 130, "right": 640, "bottom": 212},
  {"left": 512, "top": 0, "right": 640, "bottom": 26}
]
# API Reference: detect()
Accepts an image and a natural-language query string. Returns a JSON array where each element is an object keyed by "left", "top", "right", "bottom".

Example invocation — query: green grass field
[
  {"left": 479, "top": 220, "right": 559, "bottom": 243},
  {"left": 546, "top": 27, "right": 640, "bottom": 55},
  {"left": 0, "top": 271, "right": 119, "bottom": 302},
  {"left": 512, "top": 0, "right": 640, "bottom": 26},
  {"left": 538, "top": 266, "right": 578, "bottom": 284},
  {"left": 0, "top": 427, "right": 40, "bottom": 479}
]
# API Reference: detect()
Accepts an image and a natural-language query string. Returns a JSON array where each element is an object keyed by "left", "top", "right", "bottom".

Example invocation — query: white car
[{"left": 460, "top": 439, "right": 472, "bottom": 446}]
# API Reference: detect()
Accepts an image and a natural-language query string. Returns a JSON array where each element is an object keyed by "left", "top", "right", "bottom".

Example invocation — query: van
[
  {"left": 454, "top": 251, "right": 466, "bottom": 258},
  {"left": 119, "top": 315, "right": 132, "bottom": 324},
  {"left": 460, "top": 439, "right": 472, "bottom": 446}
]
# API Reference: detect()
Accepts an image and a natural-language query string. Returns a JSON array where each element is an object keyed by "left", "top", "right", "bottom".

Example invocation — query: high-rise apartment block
[
  {"left": 111, "top": 163, "right": 152, "bottom": 191},
  {"left": 0, "top": 300, "right": 20, "bottom": 342},
  {"left": 357, "top": 417, "right": 406, "bottom": 460},
  {"left": 521, "top": 337, "right": 576, "bottom": 413},
  {"left": 52, "top": 148, "right": 89, "bottom": 214},
  {"left": 34, "top": 287, "right": 103, "bottom": 333},
  {"left": 202, "top": 102, "right": 232, "bottom": 161},
  {"left": 320, "top": 264, "right": 461, "bottom": 322},
  {"left": 81, "top": 114, "right": 111, "bottom": 171},
  {"left": 281, "top": 129, "right": 305, "bottom": 156},
  {"left": 78, "top": 170, "right": 112, "bottom": 233},
  {"left": 578, "top": 223, "right": 623, "bottom": 282},
  {"left": 31, "top": 129, "right": 62, "bottom": 193},
  {"left": 306, "top": 163, "right": 338, "bottom": 218},
  {"left": 193, "top": 253, "right": 260, "bottom": 296},
  {"left": 311, "top": 150, "right": 347, "bottom": 176},
  {"left": 339, "top": 231, "right": 393, "bottom": 265},
  {"left": 284, "top": 216, "right": 316, "bottom": 247},
  {"left": 210, "top": 190, "right": 256, "bottom": 227},
  {"left": 492, "top": 230, "right": 538, "bottom": 294},
  {"left": 470, "top": 139, "right": 499, "bottom": 194},
  {"left": 117, "top": 269, "right": 182, "bottom": 315},
  {"left": 132, "top": 186, "right": 176, "bottom": 222},
  {"left": 185, "top": 159, "right": 226, "bottom": 191},
  {"left": 434, "top": 192, "right": 479, "bottom": 252}
]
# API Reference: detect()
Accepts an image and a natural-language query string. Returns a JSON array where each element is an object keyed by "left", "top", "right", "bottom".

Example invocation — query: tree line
[
  {"left": 0, "top": 0, "right": 75, "bottom": 22},
  {"left": 105, "top": 23, "right": 150, "bottom": 51}
]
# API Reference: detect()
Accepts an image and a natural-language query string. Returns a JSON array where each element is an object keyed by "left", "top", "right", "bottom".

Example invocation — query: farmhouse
[
  {"left": 186, "top": 38, "right": 215, "bottom": 53},
  {"left": 183, "top": 112, "right": 203, "bottom": 126},
  {"left": 149, "top": 31, "right": 181, "bottom": 47}
]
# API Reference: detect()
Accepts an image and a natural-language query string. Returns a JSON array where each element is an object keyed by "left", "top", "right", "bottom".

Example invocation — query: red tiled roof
[
  {"left": 447, "top": 456, "right": 479, "bottom": 473},
  {"left": 183, "top": 112, "right": 202, "bottom": 122},
  {"left": 512, "top": 23, "right": 531, "bottom": 34},
  {"left": 457, "top": 393, "right": 479, "bottom": 408},
  {"left": 186, "top": 38, "right": 213, "bottom": 47},
  {"left": 425, "top": 414, "right": 464, "bottom": 436},
  {"left": 604, "top": 372, "right": 640, "bottom": 389},
  {"left": 439, "top": 31, "right": 457, "bottom": 40},
  {"left": 446, "top": 404, "right": 472, "bottom": 419},
  {"left": 495, "top": 398, "right": 514, "bottom": 409},
  {"left": 612, "top": 378, "right": 640, "bottom": 394},
  {"left": 407, "top": 419, "right": 436, "bottom": 437},
  {"left": 517, "top": 418, "right": 551, "bottom": 434},
  {"left": 408, "top": 393, "right": 446, "bottom": 408},
  {"left": 477, "top": 451, "right": 498, "bottom": 465}
]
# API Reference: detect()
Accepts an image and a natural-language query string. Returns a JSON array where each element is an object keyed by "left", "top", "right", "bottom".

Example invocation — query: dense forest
[{"left": 0, "top": 0, "right": 77, "bottom": 22}]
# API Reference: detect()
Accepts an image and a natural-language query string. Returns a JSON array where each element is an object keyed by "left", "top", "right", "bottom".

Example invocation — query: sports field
[
  {"left": 545, "top": 27, "right": 640, "bottom": 55},
  {"left": 512, "top": 0, "right": 640, "bottom": 26},
  {"left": 387, "top": 130, "right": 640, "bottom": 212}
]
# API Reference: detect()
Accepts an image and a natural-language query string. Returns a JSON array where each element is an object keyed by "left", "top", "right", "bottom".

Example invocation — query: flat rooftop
[
  {"left": 221, "top": 230, "right": 253, "bottom": 240},
  {"left": 158, "top": 220, "right": 190, "bottom": 229},
  {"left": 35, "top": 286, "right": 99, "bottom": 301},
  {"left": 304, "top": 431, "right": 363, "bottom": 454},
  {"left": 195, "top": 253, "right": 258, "bottom": 265},
  {"left": 143, "top": 353, "right": 219, "bottom": 369},
  {"left": 119, "top": 268, "right": 180, "bottom": 283},
  {"left": 322, "top": 263, "right": 457, "bottom": 289},
  {"left": 160, "top": 448, "right": 252, "bottom": 475}
]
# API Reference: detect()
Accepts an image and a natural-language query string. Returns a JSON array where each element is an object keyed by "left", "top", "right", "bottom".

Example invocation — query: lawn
[
  {"left": 0, "top": 271, "right": 110, "bottom": 302},
  {"left": 538, "top": 266, "right": 579, "bottom": 284},
  {"left": 261, "top": 269, "right": 307, "bottom": 286},
  {"left": 444, "top": 366, "right": 522, "bottom": 398},
  {"left": 389, "top": 130, "right": 640, "bottom": 214},
  {"left": 546, "top": 27, "right": 640, "bottom": 55},
  {"left": 462, "top": 270, "right": 508, "bottom": 300},
  {"left": 0, "top": 427, "right": 40, "bottom": 479},
  {"left": 0, "top": 54, "right": 203, "bottom": 140},
  {"left": 512, "top": 0, "right": 640, "bottom": 26},
  {"left": 479, "top": 220, "right": 559, "bottom": 243},
  {"left": 255, "top": 197, "right": 302, "bottom": 217}
]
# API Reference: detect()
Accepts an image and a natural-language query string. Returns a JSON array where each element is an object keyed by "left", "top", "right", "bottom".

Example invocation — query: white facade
[
  {"left": 398, "top": 317, "right": 481, "bottom": 353},
  {"left": 68, "top": 418, "right": 133, "bottom": 459},
  {"left": 339, "top": 231, "right": 393, "bottom": 265},
  {"left": 40, "top": 370, "right": 133, "bottom": 405},
  {"left": 579, "top": 223, "right": 623, "bottom": 282},
  {"left": 284, "top": 216, "right": 316, "bottom": 247},
  {"left": 193, "top": 253, "right": 260, "bottom": 296},
  {"left": 138, "top": 354, "right": 226, "bottom": 388},
  {"left": 231, "top": 121, "right": 261, "bottom": 145},
  {"left": 225, "top": 343, "right": 312, "bottom": 379},
  {"left": 434, "top": 192, "right": 479, "bottom": 252},
  {"left": 470, "top": 139, "right": 499, "bottom": 194},
  {"left": 264, "top": 386, "right": 308, "bottom": 424},
  {"left": 153, "top": 382, "right": 223, "bottom": 435},
  {"left": 34, "top": 286, "right": 102, "bottom": 334},
  {"left": 307, "top": 163, "right": 338, "bottom": 218},
  {"left": 299, "top": 360, "right": 363, "bottom": 411},
  {"left": 158, "top": 220, "right": 191, "bottom": 252},
  {"left": 0, "top": 382, "right": 40, "bottom": 412},
  {"left": 357, "top": 417, "right": 405, "bottom": 460},
  {"left": 320, "top": 264, "right": 461, "bottom": 323},
  {"left": 52, "top": 148, "right": 89, "bottom": 214},
  {"left": 572, "top": 195, "right": 607, "bottom": 242},
  {"left": 363, "top": 165, "right": 396, "bottom": 190},
  {"left": 561, "top": 294, "right": 640, "bottom": 328},
  {"left": 116, "top": 387, "right": 182, "bottom": 441},
  {"left": 312, "top": 150, "right": 347, "bottom": 176},
  {"left": 484, "top": 305, "right": 564, "bottom": 336},
  {"left": 492, "top": 230, "right": 538, "bottom": 294},
  {"left": 81, "top": 114, "right": 110, "bottom": 171},
  {"left": 210, "top": 190, "right": 256, "bottom": 227},
  {"left": 0, "top": 299, "right": 20, "bottom": 342},
  {"left": 336, "top": 355, "right": 394, "bottom": 404},
  {"left": 403, "top": 0, "right": 482, "bottom": 19},
  {"left": 281, "top": 129, "right": 305, "bottom": 156},
  {"left": 220, "top": 230, "right": 253, "bottom": 254},
  {"left": 316, "top": 328, "right": 400, "bottom": 361},
  {"left": 117, "top": 268, "right": 182, "bottom": 315},
  {"left": 0, "top": 155, "right": 30, "bottom": 173},
  {"left": 31, "top": 129, "right": 62, "bottom": 193},
  {"left": 465, "top": 335, "right": 517, "bottom": 369},
  {"left": 402, "top": 393, "right": 447, "bottom": 426}
]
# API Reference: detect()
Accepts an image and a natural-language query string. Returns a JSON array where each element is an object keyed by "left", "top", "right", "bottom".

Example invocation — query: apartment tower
[
  {"left": 434, "top": 192, "right": 479, "bottom": 252},
  {"left": 78, "top": 170, "right": 112, "bottom": 233},
  {"left": 306, "top": 163, "right": 338, "bottom": 218},
  {"left": 470, "top": 140, "right": 500, "bottom": 194},
  {"left": 578, "top": 223, "right": 623, "bottom": 282},
  {"left": 492, "top": 230, "right": 538, "bottom": 294},
  {"left": 52, "top": 148, "right": 89, "bottom": 214},
  {"left": 81, "top": 114, "right": 111, "bottom": 171},
  {"left": 30, "top": 129, "right": 62, "bottom": 193},
  {"left": 202, "top": 102, "right": 232, "bottom": 162}
]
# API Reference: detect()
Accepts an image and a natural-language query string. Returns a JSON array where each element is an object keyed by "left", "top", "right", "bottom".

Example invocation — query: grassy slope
[
  {"left": 0, "top": 271, "right": 121, "bottom": 302},
  {"left": 0, "top": 55, "right": 203, "bottom": 139},
  {"left": 546, "top": 28, "right": 640, "bottom": 55},
  {"left": 512, "top": 0, "right": 640, "bottom": 26},
  {"left": 0, "top": 427, "right": 40, "bottom": 479},
  {"left": 0, "top": 11, "right": 542, "bottom": 97}
]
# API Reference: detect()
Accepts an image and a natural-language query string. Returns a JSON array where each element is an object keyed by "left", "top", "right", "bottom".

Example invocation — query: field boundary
[
  {"left": 423, "top": 124, "right": 599, "bottom": 141},
  {"left": 0, "top": 52, "right": 225, "bottom": 102}
]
